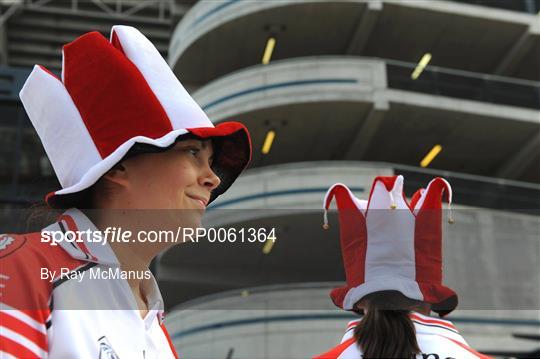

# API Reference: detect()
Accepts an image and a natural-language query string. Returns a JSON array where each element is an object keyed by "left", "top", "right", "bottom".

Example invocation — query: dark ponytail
[{"left": 353, "top": 291, "right": 423, "bottom": 358}]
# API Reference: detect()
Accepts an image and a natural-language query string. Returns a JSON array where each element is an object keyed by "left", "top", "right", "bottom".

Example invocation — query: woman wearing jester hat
[
  {"left": 314, "top": 176, "right": 491, "bottom": 359},
  {"left": 0, "top": 26, "right": 251, "bottom": 357}
]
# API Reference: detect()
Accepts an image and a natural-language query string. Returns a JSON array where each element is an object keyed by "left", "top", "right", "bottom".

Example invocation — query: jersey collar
[
  {"left": 42, "top": 208, "right": 120, "bottom": 266},
  {"left": 43, "top": 208, "right": 166, "bottom": 323}
]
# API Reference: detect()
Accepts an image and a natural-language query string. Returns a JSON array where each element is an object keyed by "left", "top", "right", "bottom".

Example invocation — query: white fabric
[
  {"left": 54, "top": 128, "right": 189, "bottom": 196},
  {"left": 19, "top": 65, "right": 102, "bottom": 189},
  {"left": 343, "top": 277, "right": 423, "bottom": 311},
  {"left": 323, "top": 183, "right": 367, "bottom": 214},
  {"left": 0, "top": 350, "right": 17, "bottom": 359},
  {"left": 19, "top": 26, "right": 216, "bottom": 199},
  {"left": 0, "top": 303, "right": 47, "bottom": 334},
  {"left": 111, "top": 25, "right": 213, "bottom": 130},
  {"left": 0, "top": 326, "right": 48, "bottom": 358},
  {"left": 342, "top": 176, "right": 422, "bottom": 310},
  {"left": 330, "top": 314, "right": 483, "bottom": 359},
  {"left": 364, "top": 176, "right": 417, "bottom": 289},
  {"left": 45, "top": 209, "right": 176, "bottom": 358}
]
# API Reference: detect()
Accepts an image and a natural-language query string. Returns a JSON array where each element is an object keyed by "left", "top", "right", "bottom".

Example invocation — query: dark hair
[
  {"left": 25, "top": 202, "right": 62, "bottom": 232},
  {"left": 353, "top": 291, "right": 422, "bottom": 358}
]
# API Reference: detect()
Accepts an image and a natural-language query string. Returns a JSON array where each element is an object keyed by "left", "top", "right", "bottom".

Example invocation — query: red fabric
[
  {"left": 0, "top": 232, "right": 83, "bottom": 311},
  {"left": 62, "top": 31, "right": 173, "bottom": 158},
  {"left": 333, "top": 185, "right": 367, "bottom": 287},
  {"left": 1, "top": 234, "right": 52, "bottom": 313},
  {"left": 44, "top": 191, "right": 56, "bottom": 205},
  {"left": 375, "top": 176, "right": 398, "bottom": 192},
  {"left": 329, "top": 287, "right": 349, "bottom": 309},
  {"left": 326, "top": 185, "right": 368, "bottom": 309},
  {"left": 37, "top": 65, "right": 60, "bottom": 81},
  {"left": 414, "top": 178, "right": 444, "bottom": 289},
  {"left": 346, "top": 320, "right": 360, "bottom": 331},
  {"left": 414, "top": 178, "right": 457, "bottom": 313},
  {"left": 313, "top": 338, "right": 356, "bottom": 359},
  {"left": 110, "top": 31, "right": 125, "bottom": 55},
  {"left": 418, "top": 178, "right": 449, "bottom": 211},
  {"left": 0, "top": 312, "right": 47, "bottom": 351},
  {"left": 414, "top": 207, "right": 443, "bottom": 294},
  {"left": 409, "top": 188, "right": 424, "bottom": 210},
  {"left": 0, "top": 232, "right": 85, "bottom": 357},
  {"left": 189, "top": 121, "right": 252, "bottom": 201},
  {"left": 160, "top": 323, "right": 179, "bottom": 359},
  {"left": 365, "top": 176, "right": 398, "bottom": 212},
  {"left": 0, "top": 335, "right": 42, "bottom": 358},
  {"left": 187, "top": 122, "right": 250, "bottom": 145}
]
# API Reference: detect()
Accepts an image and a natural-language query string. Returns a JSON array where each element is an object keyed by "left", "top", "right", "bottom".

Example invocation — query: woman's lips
[{"left": 187, "top": 195, "right": 208, "bottom": 209}]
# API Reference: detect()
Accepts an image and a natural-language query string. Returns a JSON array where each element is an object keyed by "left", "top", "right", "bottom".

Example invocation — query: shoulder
[
  {"left": 338, "top": 319, "right": 359, "bottom": 344},
  {"left": 0, "top": 232, "right": 84, "bottom": 309},
  {"left": 313, "top": 319, "right": 362, "bottom": 359},
  {"left": 412, "top": 313, "right": 492, "bottom": 358},
  {"left": 314, "top": 315, "right": 491, "bottom": 359},
  {"left": 418, "top": 333, "right": 492, "bottom": 358},
  {"left": 0, "top": 231, "right": 83, "bottom": 270},
  {"left": 410, "top": 312, "right": 461, "bottom": 336},
  {"left": 0, "top": 232, "right": 31, "bottom": 259}
]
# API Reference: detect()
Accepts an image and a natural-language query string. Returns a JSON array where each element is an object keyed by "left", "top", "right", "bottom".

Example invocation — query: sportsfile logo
[{"left": 41, "top": 227, "right": 277, "bottom": 246}]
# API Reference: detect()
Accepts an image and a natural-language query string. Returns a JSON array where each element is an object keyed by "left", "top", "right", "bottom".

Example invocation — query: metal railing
[
  {"left": 386, "top": 59, "right": 540, "bottom": 110},
  {"left": 22, "top": 0, "right": 175, "bottom": 20},
  {"left": 392, "top": 162, "right": 540, "bottom": 211},
  {"left": 450, "top": 0, "right": 540, "bottom": 14}
]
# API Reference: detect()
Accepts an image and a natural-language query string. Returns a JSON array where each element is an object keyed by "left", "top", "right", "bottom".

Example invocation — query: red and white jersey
[
  {"left": 315, "top": 312, "right": 492, "bottom": 359},
  {"left": 0, "top": 208, "right": 178, "bottom": 358}
]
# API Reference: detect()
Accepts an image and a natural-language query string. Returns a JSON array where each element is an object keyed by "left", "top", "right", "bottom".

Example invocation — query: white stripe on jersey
[
  {"left": 0, "top": 303, "right": 46, "bottom": 334},
  {"left": 0, "top": 326, "right": 47, "bottom": 358},
  {"left": 0, "top": 349, "right": 18, "bottom": 359}
]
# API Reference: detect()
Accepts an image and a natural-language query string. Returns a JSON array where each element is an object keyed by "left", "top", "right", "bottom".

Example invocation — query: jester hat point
[{"left": 323, "top": 175, "right": 457, "bottom": 316}]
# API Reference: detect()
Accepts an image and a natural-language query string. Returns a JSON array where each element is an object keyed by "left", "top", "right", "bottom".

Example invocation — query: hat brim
[
  {"left": 331, "top": 280, "right": 458, "bottom": 317},
  {"left": 45, "top": 121, "right": 251, "bottom": 208}
]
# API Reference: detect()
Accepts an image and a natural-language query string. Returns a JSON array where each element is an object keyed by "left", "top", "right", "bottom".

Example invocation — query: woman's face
[{"left": 119, "top": 138, "right": 220, "bottom": 212}]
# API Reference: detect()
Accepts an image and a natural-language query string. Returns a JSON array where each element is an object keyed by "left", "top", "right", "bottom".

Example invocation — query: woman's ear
[{"left": 102, "top": 162, "right": 130, "bottom": 188}]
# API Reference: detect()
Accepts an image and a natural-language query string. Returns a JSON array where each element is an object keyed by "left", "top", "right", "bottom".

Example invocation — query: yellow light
[
  {"left": 262, "top": 37, "right": 276, "bottom": 65},
  {"left": 420, "top": 145, "right": 442, "bottom": 168},
  {"left": 240, "top": 290, "right": 250, "bottom": 297},
  {"left": 261, "top": 130, "right": 275, "bottom": 154},
  {"left": 262, "top": 238, "right": 275, "bottom": 254},
  {"left": 411, "top": 53, "right": 432, "bottom": 80}
]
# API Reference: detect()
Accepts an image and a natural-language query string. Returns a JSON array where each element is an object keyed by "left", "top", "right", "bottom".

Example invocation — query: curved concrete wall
[
  {"left": 200, "top": 162, "right": 540, "bottom": 313},
  {"left": 192, "top": 56, "right": 388, "bottom": 122},
  {"left": 190, "top": 56, "right": 539, "bottom": 125},
  {"left": 169, "top": 0, "right": 539, "bottom": 69}
]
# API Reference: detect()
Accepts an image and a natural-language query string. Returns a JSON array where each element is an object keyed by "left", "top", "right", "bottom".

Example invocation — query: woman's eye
[{"left": 187, "top": 148, "right": 200, "bottom": 156}]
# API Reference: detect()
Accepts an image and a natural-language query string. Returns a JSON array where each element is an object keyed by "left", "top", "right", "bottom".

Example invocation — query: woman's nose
[{"left": 201, "top": 165, "right": 221, "bottom": 191}]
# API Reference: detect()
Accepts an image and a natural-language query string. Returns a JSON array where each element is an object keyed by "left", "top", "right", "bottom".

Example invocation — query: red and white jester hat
[
  {"left": 19, "top": 25, "right": 251, "bottom": 208},
  {"left": 323, "top": 175, "right": 458, "bottom": 316}
]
